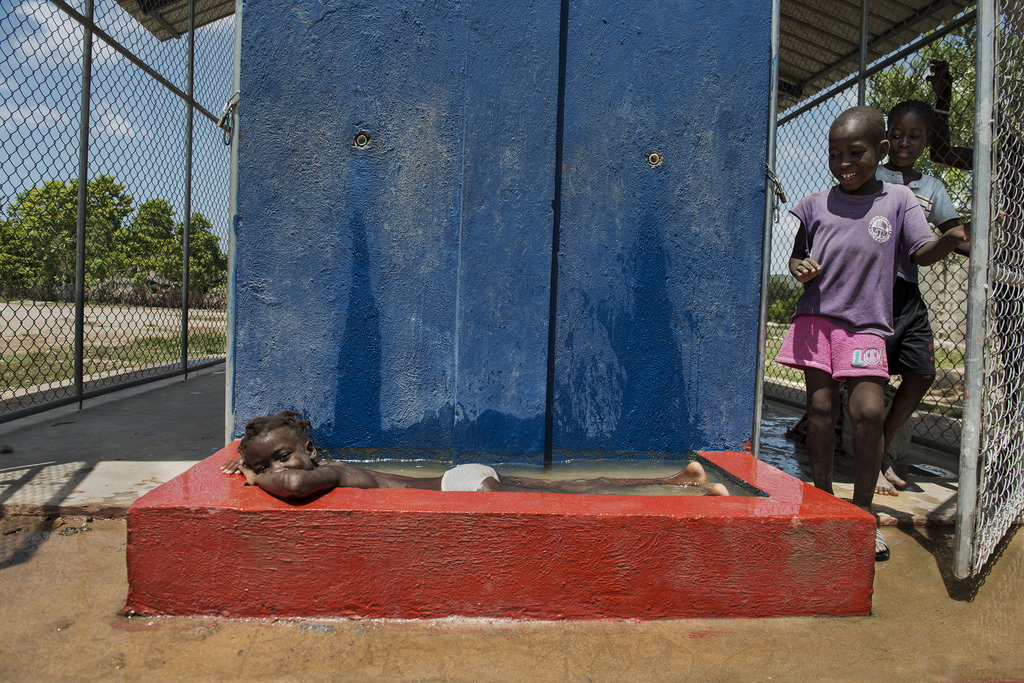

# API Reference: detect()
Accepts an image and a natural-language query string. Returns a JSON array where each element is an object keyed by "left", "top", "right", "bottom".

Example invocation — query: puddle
[{"left": 756, "top": 402, "right": 809, "bottom": 479}]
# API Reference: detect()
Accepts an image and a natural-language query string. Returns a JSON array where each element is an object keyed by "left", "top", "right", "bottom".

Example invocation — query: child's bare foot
[
  {"left": 882, "top": 463, "right": 906, "bottom": 488},
  {"left": 875, "top": 471, "right": 900, "bottom": 496},
  {"left": 706, "top": 483, "right": 729, "bottom": 496},
  {"left": 663, "top": 461, "right": 708, "bottom": 486}
]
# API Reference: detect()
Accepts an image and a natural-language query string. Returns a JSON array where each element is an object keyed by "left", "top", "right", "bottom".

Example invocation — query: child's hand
[
  {"left": 928, "top": 60, "right": 952, "bottom": 99},
  {"left": 792, "top": 257, "right": 821, "bottom": 283},
  {"left": 221, "top": 457, "right": 259, "bottom": 486},
  {"left": 221, "top": 457, "right": 243, "bottom": 474},
  {"left": 236, "top": 461, "right": 260, "bottom": 487}
]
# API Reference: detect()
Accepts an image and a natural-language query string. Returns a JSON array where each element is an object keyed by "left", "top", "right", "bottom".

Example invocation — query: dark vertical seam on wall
[
  {"left": 544, "top": 0, "right": 570, "bottom": 464},
  {"left": 453, "top": 6, "right": 472, "bottom": 458}
]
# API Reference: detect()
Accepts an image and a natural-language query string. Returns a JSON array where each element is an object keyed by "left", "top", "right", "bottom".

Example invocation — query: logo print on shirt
[
  {"left": 867, "top": 215, "right": 892, "bottom": 243},
  {"left": 851, "top": 348, "right": 883, "bottom": 367}
]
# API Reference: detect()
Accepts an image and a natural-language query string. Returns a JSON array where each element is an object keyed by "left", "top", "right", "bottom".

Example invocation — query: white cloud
[
  {"left": 93, "top": 101, "right": 149, "bottom": 139},
  {"left": 14, "top": 1, "right": 80, "bottom": 69},
  {"left": 0, "top": 102, "right": 74, "bottom": 132}
]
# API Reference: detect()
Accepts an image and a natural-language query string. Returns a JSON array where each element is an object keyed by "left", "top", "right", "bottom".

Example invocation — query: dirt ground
[
  {"left": 0, "top": 299, "right": 226, "bottom": 355},
  {"left": 0, "top": 517, "right": 1021, "bottom": 682}
]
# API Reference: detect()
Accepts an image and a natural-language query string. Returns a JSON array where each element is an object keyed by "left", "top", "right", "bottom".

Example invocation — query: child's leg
[
  {"left": 804, "top": 367, "right": 840, "bottom": 494},
  {"left": 880, "top": 372, "right": 933, "bottom": 490},
  {"left": 881, "top": 280, "right": 937, "bottom": 493},
  {"left": 846, "top": 376, "right": 887, "bottom": 512}
]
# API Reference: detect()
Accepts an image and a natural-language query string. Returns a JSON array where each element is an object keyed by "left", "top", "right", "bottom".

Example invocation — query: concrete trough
[{"left": 125, "top": 447, "right": 875, "bottom": 620}]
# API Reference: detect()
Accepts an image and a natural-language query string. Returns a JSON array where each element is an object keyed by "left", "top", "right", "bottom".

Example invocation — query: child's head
[
  {"left": 238, "top": 410, "right": 318, "bottom": 474},
  {"left": 828, "top": 106, "right": 888, "bottom": 195},
  {"left": 885, "top": 100, "right": 933, "bottom": 170}
]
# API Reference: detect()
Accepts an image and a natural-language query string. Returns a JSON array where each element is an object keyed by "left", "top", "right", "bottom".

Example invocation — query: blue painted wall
[{"left": 233, "top": 0, "right": 770, "bottom": 459}]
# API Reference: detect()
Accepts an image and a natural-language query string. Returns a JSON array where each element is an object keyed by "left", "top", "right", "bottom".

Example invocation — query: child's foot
[
  {"left": 882, "top": 463, "right": 906, "bottom": 488},
  {"left": 875, "top": 528, "right": 890, "bottom": 561},
  {"left": 706, "top": 483, "right": 729, "bottom": 496},
  {"left": 784, "top": 414, "right": 808, "bottom": 443},
  {"left": 664, "top": 462, "right": 708, "bottom": 486},
  {"left": 875, "top": 471, "right": 900, "bottom": 496}
]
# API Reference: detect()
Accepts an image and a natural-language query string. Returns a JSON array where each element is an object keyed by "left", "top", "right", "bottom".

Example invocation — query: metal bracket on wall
[
  {"left": 765, "top": 163, "right": 787, "bottom": 223},
  {"left": 219, "top": 91, "right": 241, "bottom": 145}
]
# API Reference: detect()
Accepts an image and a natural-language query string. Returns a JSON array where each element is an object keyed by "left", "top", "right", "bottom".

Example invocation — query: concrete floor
[{"left": 0, "top": 366, "right": 1022, "bottom": 681}]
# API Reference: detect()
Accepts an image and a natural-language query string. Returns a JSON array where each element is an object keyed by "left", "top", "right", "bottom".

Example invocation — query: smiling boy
[{"left": 776, "top": 106, "right": 967, "bottom": 560}]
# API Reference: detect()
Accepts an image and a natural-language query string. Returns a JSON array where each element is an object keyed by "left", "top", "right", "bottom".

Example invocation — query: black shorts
[{"left": 885, "top": 277, "right": 936, "bottom": 376}]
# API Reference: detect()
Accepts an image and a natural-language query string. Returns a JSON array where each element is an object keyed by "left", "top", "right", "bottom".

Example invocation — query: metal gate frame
[{"left": 955, "top": 0, "right": 1024, "bottom": 578}]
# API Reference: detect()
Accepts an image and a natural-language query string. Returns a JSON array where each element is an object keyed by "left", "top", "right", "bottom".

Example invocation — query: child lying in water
[{"left": 221, "top": 411, "right": 730, "bottom": 499}]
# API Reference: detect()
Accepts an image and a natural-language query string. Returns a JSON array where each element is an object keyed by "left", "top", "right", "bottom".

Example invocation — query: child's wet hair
[
  {"left": 887, "top": 99, "right": 934, "bottom": 131},
  {"left": 238, "top": 410, "right": 312, "bottom": 455},
  {"left": 831, "top": 105, "right": 887, "bottom": 145}
]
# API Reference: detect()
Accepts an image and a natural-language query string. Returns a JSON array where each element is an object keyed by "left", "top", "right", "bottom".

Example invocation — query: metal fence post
[
  {"left": 225, "top": 0, "right": 243, "bottom": 443},
  {"left": 955, "top": 0, "right": 995, "bottom": 579},
  {"left": 858, "top": 0, "right": 868, "bottom": 104},
  {"left": 753, "top": 0, "right": 782, "bottom": 459},
  {"left": 73, "top": 0, "right": 94, "bottom": 407},
  {"left": 182, "top": 0, "right": 195, "bottom": 374}
]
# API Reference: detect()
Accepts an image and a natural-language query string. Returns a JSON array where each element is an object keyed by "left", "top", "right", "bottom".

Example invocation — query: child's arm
[
  {"left": 936, "top": 217, "right": 970, "bottom": 257},
  {"left": 237, "top": 461, "right": 345, "bottom": 498},
  {"left": 927, "top": 60, "right": 973, "bottom": 170},
  {"left": 910, "top": 222, "right": 970, "bottom": 266},
  {"left": 226, "top": 459, "right": 443, "bottom": 497},
  {"left": 788, "top": 223, "right": 821, "bottom": 283}
]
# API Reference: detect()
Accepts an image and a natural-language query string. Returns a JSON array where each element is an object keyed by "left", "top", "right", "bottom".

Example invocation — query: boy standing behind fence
[
  {"left": 874, "top": 99, "right": 969, "bottom": 496},
  {"left": 775, "top": 106, "right": 968, "bottom": 561}
]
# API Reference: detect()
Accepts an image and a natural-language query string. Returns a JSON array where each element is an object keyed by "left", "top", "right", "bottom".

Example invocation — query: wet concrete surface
[
  {"left": 758, "top": 401, "right": 962, "bottom": 526},
  {"left": 0, "top": 366, "right": 1021, "bottom": 680}
]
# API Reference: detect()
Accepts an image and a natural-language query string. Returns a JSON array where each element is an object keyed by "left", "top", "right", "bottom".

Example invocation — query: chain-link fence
[
  {"left": 1, "top": 0, "right": 232, "bottom": 421},
  {"left": 957, "top": 0, "right": 1024, "bottom": 575},
  {"left": 765, "top": 8, "right": 976, "bottom": 455}
]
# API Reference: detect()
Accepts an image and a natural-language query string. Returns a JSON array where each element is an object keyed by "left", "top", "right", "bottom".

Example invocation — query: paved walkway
[{"left": 0, "top": 366, "right": 225, "bottom": 516}]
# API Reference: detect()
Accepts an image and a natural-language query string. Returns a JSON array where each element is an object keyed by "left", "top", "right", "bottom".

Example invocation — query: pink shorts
[{"left": 775, "top": 315, "right": 889, "bottom": 379}]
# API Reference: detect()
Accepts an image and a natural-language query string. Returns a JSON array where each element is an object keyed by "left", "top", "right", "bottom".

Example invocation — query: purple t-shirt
[{"left": 790, "top": 182, "right": 934, "bottom": 336}]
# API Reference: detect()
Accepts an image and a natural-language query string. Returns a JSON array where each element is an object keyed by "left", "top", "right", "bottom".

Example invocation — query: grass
[
  {"left": 935, "top": 345, "right": 965, "bottom": 370},
  {"left": 2, "top": 331, "right": 226, "bottom": 391}
]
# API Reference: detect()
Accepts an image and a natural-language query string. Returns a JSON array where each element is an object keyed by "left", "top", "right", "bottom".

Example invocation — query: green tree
[
  {"left": 0, "top": 175, "right": 134, "bottom": 298},
  {"left": 766, "top": 274, "right": 802, "bottom": 324},
  {"left": 1, "top": 180, "right": 78, "bottom": 297},
  {"left": 182, "top": 212, "right": 228, "bottom": 295},
  {"left": 125, "top": 198, "right": 179, "bottom": 283},
  {"left": 125, "top": 203, "right": 227, "bottom": 296},
  {"left": 1, "top": 177, "right": 225, "bottom": 304},
  {"left": 84, "top": 175, "right": 134, "bottom": 282}
]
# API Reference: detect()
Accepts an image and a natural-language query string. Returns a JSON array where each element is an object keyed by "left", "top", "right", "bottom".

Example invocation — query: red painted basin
[{"left": 125, "top": 445, "right": 875, "bottom": 620}]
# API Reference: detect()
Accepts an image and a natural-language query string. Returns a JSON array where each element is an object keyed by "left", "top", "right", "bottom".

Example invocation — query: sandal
[{"left": 875, "top": 528, "right": 890, "bottom": 562}]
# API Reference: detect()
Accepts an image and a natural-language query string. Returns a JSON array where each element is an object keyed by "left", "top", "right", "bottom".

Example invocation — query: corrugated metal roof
[
  {"left": 116, "top": 0, "right": 974, "bottom": 108},
  {"left": 779, "top": 0, "right": 974, "bottom": 111},
  {"left": 114, "top": 0, "right": 234, "bottom": 41}
]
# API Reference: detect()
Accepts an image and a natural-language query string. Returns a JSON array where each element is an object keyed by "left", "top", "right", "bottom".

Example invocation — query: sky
[{"left": 1, "top": 0, "right": 233, "bottom": 245}]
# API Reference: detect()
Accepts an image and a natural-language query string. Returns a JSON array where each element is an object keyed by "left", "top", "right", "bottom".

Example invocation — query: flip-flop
[{"left": 875, "top": 528, "right": 890, "bottom": 562}]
